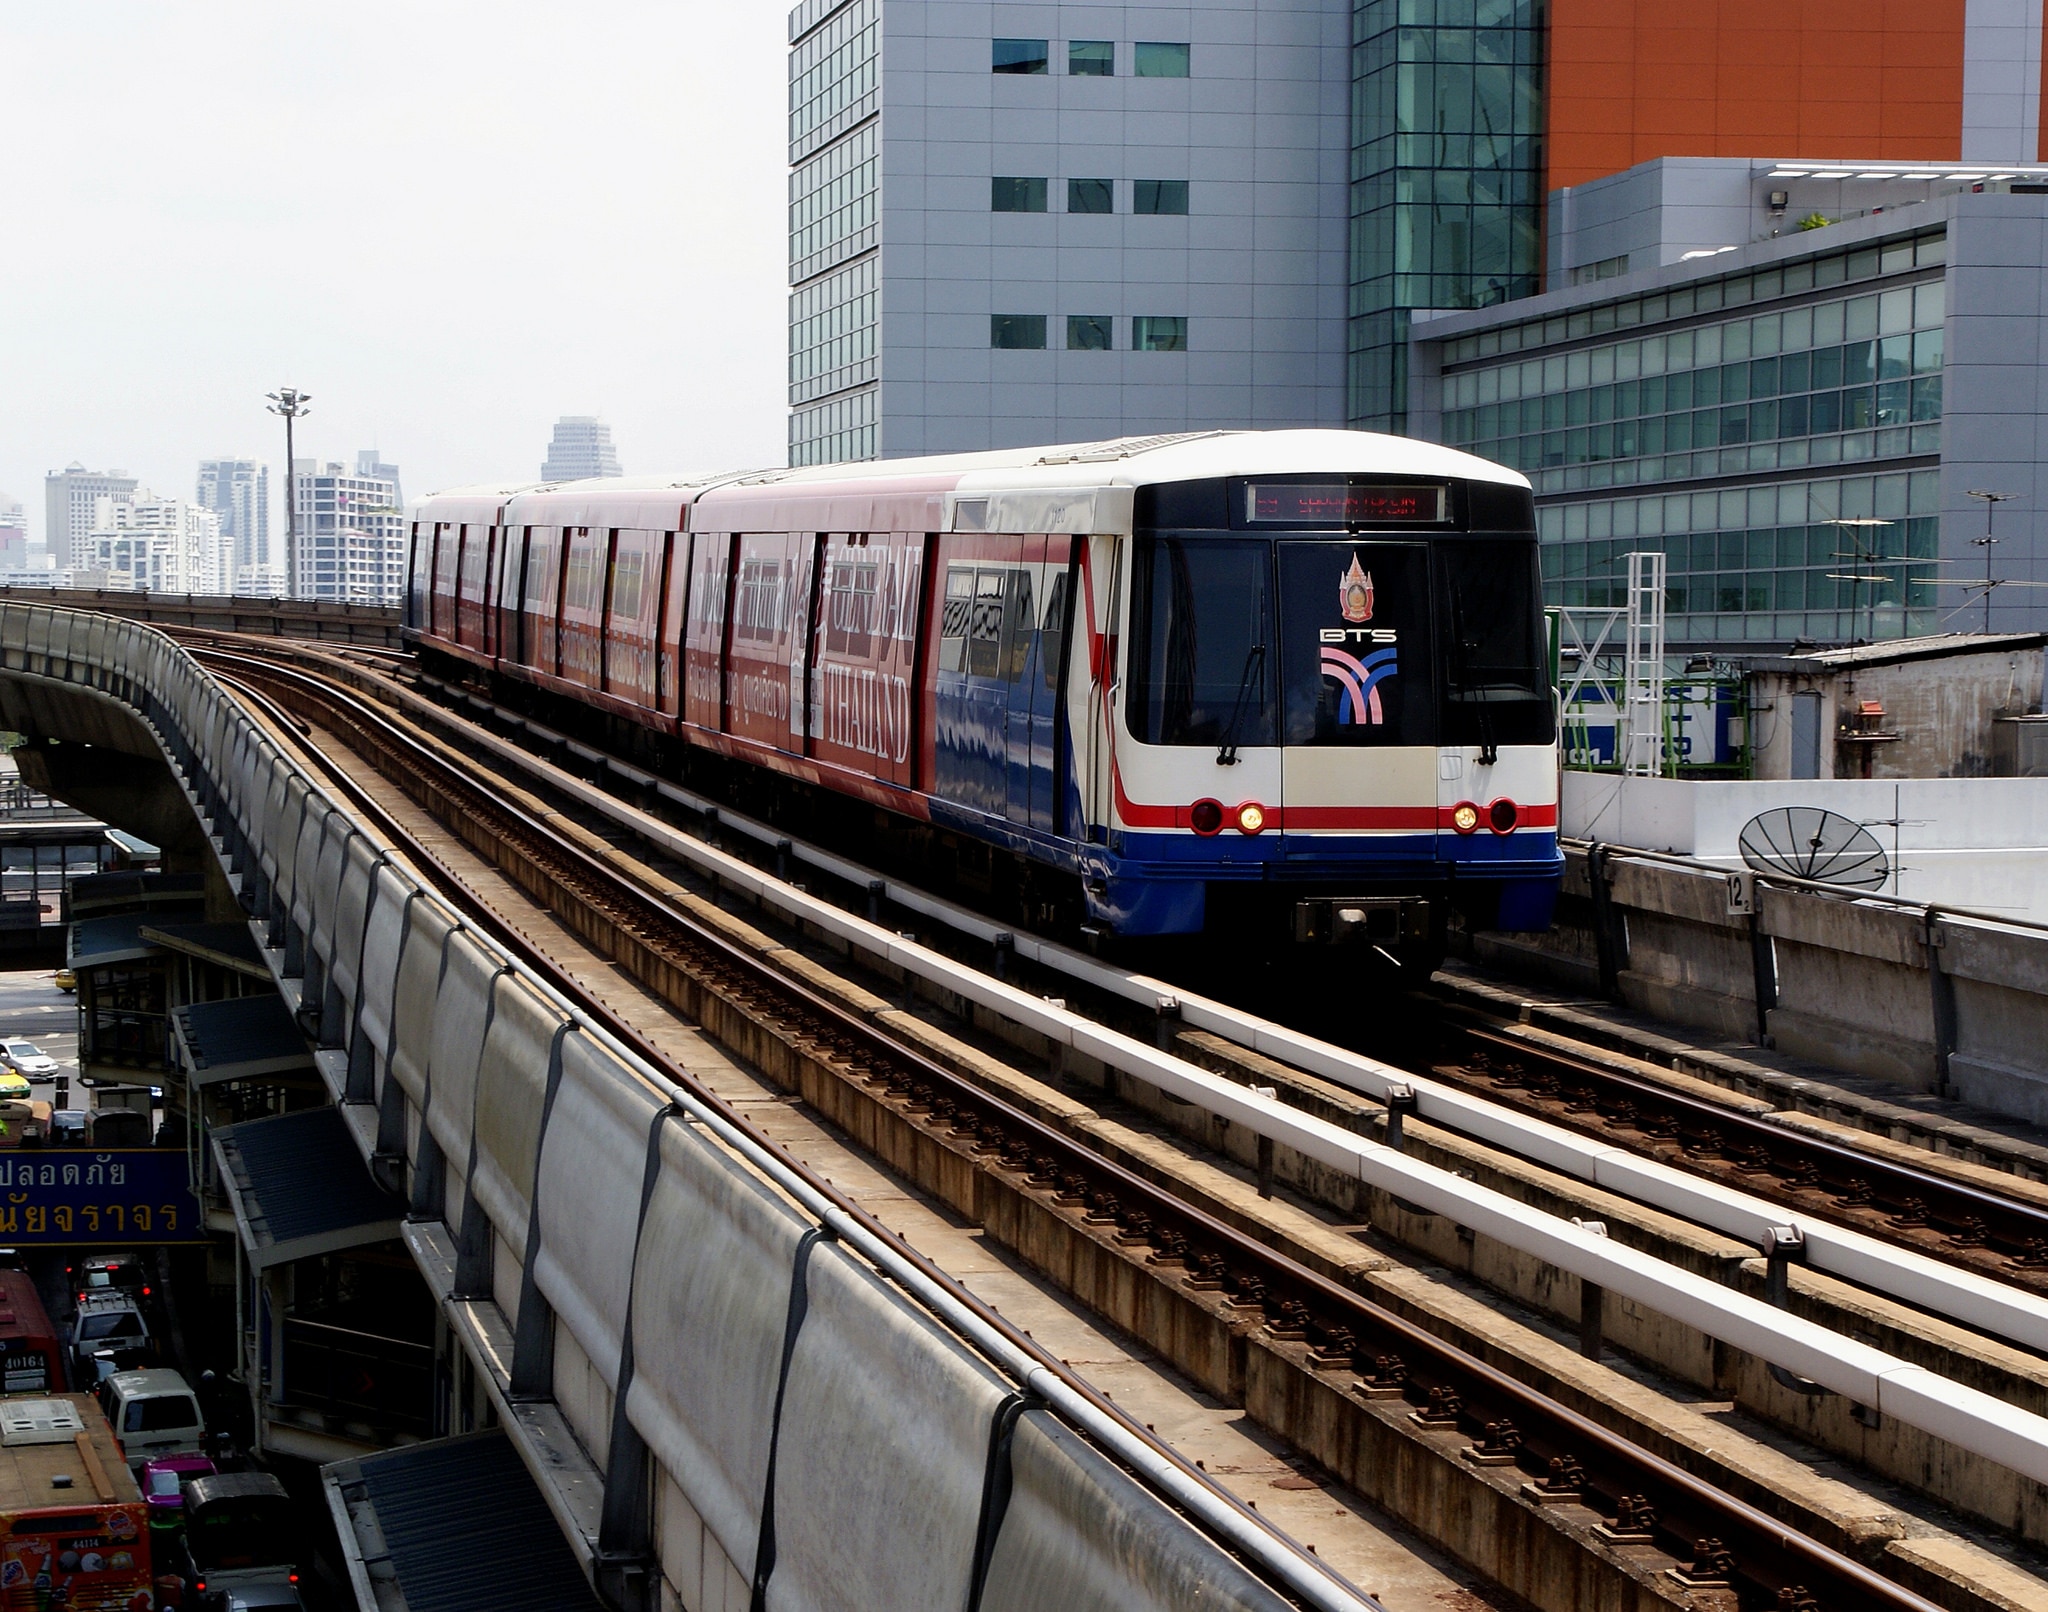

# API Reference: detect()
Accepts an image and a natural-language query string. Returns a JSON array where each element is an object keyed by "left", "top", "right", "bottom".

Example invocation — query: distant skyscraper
[
  {"left": 45, "top": 464, "right": 137, "bottom": 569},
  {"left": 292, "top": 455, "right": 405, "bottom": 605},
  {"left": 196, "top": 459, "right": 270, "bottom": 585},
  {"left": 355, "top": 450, "right": 402, "bottom": 509},
  {"left": 541, "top": 417, "right": 622, "bottom": 481}
]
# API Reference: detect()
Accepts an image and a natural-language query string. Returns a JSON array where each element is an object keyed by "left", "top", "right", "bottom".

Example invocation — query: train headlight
[
  {"left": 1487, "top": 797, "right": 1519, "bottom": 834},
  {"left": 1235, "top": 803, "right": 1266, "bottom": 835},
  {"left": 1189, "top": 799, "right": 1225, "bottom": 836},
  {"left": 1450, "top": 801, "right": 1480, "bottom": 834}
]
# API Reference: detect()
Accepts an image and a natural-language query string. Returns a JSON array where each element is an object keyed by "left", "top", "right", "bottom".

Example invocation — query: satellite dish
[{"left": 1738, "top": 807, "right": 1889, "bottom": 889}]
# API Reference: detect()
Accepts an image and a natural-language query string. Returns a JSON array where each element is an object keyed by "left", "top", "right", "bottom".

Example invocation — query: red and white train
[{"left": 406, "top": 429, "right": 1560, "bottom": 954}]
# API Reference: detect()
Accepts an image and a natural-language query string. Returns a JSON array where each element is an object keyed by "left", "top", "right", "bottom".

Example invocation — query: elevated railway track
[{"left": 178, "top": 630, "right": 2048, "bottom": 1612}]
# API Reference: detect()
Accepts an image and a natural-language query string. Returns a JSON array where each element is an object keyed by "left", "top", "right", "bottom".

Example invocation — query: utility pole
[
  {"left": 266, "top": 388, "right": 311, "bottom": 598},
  {"left": 1966, "top": 489, "right": 2016, "bottom": 634}
]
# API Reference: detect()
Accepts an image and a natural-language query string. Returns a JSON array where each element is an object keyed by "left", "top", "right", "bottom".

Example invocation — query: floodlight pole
[
  {"left": 1966, "top": 489, "right": 2016, "bottom": 634},
  {"left": 266, "top": 387, "right": 312, "bottom": 598}
]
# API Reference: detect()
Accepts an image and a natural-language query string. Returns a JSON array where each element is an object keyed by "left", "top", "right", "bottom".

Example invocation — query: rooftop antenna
[
  {"left": 1965, "top": 490, "right": 2016, "bottom": 633},
  {"left": 1822, "top": 517, "right": 1894, "bottom": 644}
]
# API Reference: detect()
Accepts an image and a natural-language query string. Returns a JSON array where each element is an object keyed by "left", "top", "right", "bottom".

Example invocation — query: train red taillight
[
  {"left": 1487, "top": 797, "right": 1519, "bottom": 834},
  {"left": 1189, "top": 799, "right": 1225, "bottom": 836}
]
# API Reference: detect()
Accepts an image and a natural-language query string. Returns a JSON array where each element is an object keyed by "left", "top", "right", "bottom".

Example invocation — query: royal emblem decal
[{"left": 1339, "top": 553, "right": 1374, "bottom": 623}]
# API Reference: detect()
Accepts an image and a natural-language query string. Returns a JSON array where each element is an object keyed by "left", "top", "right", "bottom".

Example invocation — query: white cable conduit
[
  {"left": 407, "top": 686, "right": 2048, "bottom": 1487},
  {"left": 424, "top": 682, "right": 2048, "bottom": 1363}
]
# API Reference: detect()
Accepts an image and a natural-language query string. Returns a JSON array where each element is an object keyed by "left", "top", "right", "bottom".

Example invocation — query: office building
[
  {"left": 356, "top": 450, "right": 404, "bottom": 506},
  {"left": 196, "top": 459, "right": 271, "bottom": 588},
  {"left": 79, "top": 490, "right": 225, "bottom": 596},
  {"left": 44, "top": 465, "right": 137, "bottom": 570},
  {"left": 0, "top": 495, "right": 26, "bottom": 571},
  {"left": 1411, "top": 161, "right": 2048, "bottom": 647},
  {"left": 540, "top": 417, "right": 622, "bottom": 481},
  {"left": 784, "top": 0, "right": 1350, "bottom": 463},
  {"left": 794, "top": 0, "right": 2048, "bottom": 456},
  {"left": 291, "top": 457, "right": 405, "bottom": 605}
]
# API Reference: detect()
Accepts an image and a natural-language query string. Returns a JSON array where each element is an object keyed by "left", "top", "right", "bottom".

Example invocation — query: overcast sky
[{"left": 0, "top": 2, "right": 789, "bottom": 543}]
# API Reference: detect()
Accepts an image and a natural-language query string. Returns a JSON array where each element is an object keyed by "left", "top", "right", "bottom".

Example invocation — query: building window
[
  {"left": 992, "top": 315, "right": 1048, "bottom": 349},
  {"left": 991, "top": 177, "right": 1048, "bottom": 213},
  {"left": 1069, "top": 40, "right": 1113, "bottom": 75},
  {"left": 1133, "top": 180, "right": 1188, "bottom": 216},
  {"left": 1133, "top": 42, "right": 1190, "bottom": 77},
  {"left": 992, "top": 38, "right": 1048, "bottom": 73},
  {"left": 1132, "top": 316, "right": 1187, "bottom": 352},
  {"left": 1068, "top": 178, "right": 1113, "bottom": 214},
  {"left": 1068, "top": 315, "right": 1113, "bottom": 350}
]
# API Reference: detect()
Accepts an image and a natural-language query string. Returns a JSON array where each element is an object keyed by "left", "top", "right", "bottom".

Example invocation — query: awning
[
  {"left": 68, "top": 913, "right": 166, "bottom": 967},
  {"left": 173, "top": 995, "right": 316, "bottom": 1085},
  {"left": 211, "top": 1105, "right": 404, "bottom": 1269},
  {"left": 323, "top": 1430, "right": 605, "bottom": 1612},
  {"left": 141, "top": 921, "right": 272, "bottom": 980}
]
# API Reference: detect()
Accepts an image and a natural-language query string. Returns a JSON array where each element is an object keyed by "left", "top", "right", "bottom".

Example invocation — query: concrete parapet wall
[
  {"left": 1495, "top": 843, "right": 2048, "bottom": 1125},
  {"left": 0, "top": 585, "right": 401, "bottom": 645}
]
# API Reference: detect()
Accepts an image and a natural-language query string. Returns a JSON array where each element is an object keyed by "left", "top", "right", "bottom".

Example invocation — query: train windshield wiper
[{"left": 1215, "top": 643, "right": 1265, "bottom": 766}]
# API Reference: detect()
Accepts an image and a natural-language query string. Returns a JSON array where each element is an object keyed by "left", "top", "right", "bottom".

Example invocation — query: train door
[
  {"left": 683, "top": 533, "right": 732, "bottom": 731},
  {"left": 604, "top": 528, "right": 661, "bottom": 708},
  {"left": 1274, "top": 540, "right": 1434, "bottom": 860},
  {"left": 1000, "top": 535, "right": 1070, "bottom": 831},
  {"left": 724, "top": 532, "right": 812, "bottom": 752},
  {"left": 522, "top": 525, "right": 563, "bottom": 677},
  {"left": 932, "top": 537, "right": 1023, "bottom": 818},
  {"left": 431, "top": 524, "right": 459, "bottom": 639},
  {"left": 656, "top": 531, "right": 690, "bottom": 719}
]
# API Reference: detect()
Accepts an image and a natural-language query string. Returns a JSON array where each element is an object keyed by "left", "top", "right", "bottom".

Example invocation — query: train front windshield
[{"left": 1126, "top": 535, "right": 1552, "bottom": 749}]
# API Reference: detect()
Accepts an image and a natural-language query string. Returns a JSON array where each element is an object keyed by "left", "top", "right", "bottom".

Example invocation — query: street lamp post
[
  {"left": 1965, "top": 489, "right": 2016, "bottom": 634},
  {"left": 265, "top": 388, "right": 311, "bottom": 598},
  {"left": 1824, "top": 517, "right": 1896, "bottom": 645}
]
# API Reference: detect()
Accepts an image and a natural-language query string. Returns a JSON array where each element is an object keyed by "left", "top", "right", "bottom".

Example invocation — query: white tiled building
[
  {"left": 81, "top": 490, "right": 226, "bottom": 595},
  {"left": 291, "top": 457, "right": 405, "bottom": 605},
  {"left": 787, "top": 0, "right": 1351, "bottom": 464}
]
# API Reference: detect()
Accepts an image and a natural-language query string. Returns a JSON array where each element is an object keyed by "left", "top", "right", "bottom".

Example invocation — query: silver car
[{"left": 0, "top": 1040, "right": 54, "bottom": 1080}]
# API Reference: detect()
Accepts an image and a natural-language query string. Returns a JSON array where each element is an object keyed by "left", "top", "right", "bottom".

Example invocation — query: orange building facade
[{"left": 1549, "top": 0, "right": 2048, "bottom": 192}]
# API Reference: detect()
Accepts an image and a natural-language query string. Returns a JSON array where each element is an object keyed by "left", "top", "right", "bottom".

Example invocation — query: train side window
[
  {"left": 940, "top": 566, "right": 974, "bottom": 671},
  {"left": 734, "top": 556, "right": 784, "bottom": 642},
  {"left": 1001, "top": 568, "right": 1035, "bottom": 681},
  {"left": 825, "top": 552, "right": 878, "bottom": 657},
  {"left": 969, "top": 570, "right": 1007, "bottom": 678},
  {"left": 1040, "top": 573, "right": 1068, "bottom": 691}
]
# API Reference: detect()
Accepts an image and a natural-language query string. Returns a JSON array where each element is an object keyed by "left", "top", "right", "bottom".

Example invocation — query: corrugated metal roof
[
  {"left": 174, "top": 995, "right": 313, "bottom": 1078},
  {"left": 211, "top": 1106, "right": 402, "bottom": 1267},
  {"left": 328, "top": 1430, "right": 604, "bottom": 1612}
]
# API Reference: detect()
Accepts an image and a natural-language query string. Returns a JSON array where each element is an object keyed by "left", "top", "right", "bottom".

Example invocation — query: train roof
[{"left": 411, "top": 430, "right": 1525, "bottom": 536}]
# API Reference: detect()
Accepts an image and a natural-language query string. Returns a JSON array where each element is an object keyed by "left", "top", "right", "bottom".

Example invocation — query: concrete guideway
[
  {"left": 398, "top": 670, "right": 2048, "bottom": 1357},
  {"left": 0, "top": 607, "right": 1384, "bottom": 1610},
  {"left": 371, "top": 668, "right": 2048, "bottom": 1466}
]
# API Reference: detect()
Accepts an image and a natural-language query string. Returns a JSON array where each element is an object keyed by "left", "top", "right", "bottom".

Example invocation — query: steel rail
[
  {"left": 1437, "top": 1017, "right": 2048, "bottom": 1281},
  {"left": 328, "top": 652, "right": 2048, "bottom": 1352},
  {"left": 205, "top": 662, "right": 1379, "bottom": 1612},
  {"left": 204, "top": 648, "right": 1949, "bottom": 1612}
]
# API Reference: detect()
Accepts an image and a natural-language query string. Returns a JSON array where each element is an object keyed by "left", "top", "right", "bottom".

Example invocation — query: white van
[{"left": 95, "top": 1367, "right": 205, "bottom": 1469}]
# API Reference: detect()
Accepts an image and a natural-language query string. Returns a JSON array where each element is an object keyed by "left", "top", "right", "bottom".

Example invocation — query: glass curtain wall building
[
  {"left": 1348, "top": 0, "right": 1544, "bottom": 431},
  {"left": 1400, "top": 185, "right": 2048, "bottom": 650},
  {"left": 788, "top": 0, "right": 881, "bottom": 466}
]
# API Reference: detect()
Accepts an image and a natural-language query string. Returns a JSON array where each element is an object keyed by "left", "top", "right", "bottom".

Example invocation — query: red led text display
[{"left": 1247, "top": 483, "right": 1446, "bottom": 525}]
